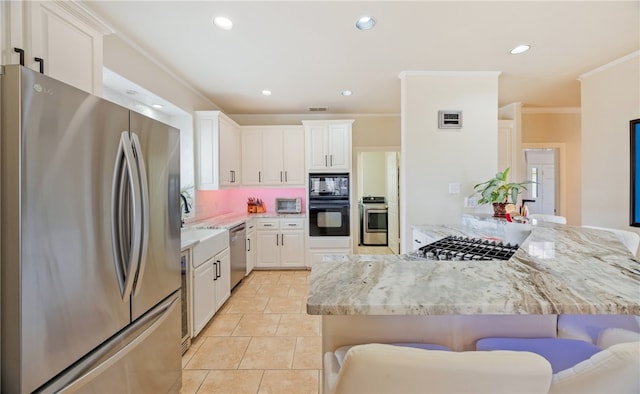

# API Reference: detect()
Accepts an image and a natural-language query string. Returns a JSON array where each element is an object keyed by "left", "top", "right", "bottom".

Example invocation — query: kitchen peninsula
[{"left": 307, "top": 221, "right": 640, "bottom": 353}]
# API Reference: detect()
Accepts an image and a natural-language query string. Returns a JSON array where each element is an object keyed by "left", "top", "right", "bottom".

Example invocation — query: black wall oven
[
  {"left": 308, "top": 173, "right": 350, "bottom": 236},
  {"left": 309, "top": 201, "right": 350, "bottom": 236}
]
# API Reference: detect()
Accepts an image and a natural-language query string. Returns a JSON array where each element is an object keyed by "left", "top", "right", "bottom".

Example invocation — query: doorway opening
[
  {"left": 353, "top": 148, "right": 400, "bottom": 254},
  {"left": 520, "top": 143, "right": 566, "bottom": 219}
]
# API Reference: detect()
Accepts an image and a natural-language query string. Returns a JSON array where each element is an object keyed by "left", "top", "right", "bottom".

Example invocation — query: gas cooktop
[{"left": 414, "top": 235, "right": 519, "bottom": 261}]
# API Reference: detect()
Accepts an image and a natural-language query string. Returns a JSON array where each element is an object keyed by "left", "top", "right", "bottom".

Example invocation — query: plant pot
[{"left": 492, "top": 202, "right": 508, "bottom": 218}]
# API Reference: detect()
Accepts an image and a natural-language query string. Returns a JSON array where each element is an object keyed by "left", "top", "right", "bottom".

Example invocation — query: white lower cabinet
[
  {"left": 412, "top": 229, "right": 429, "bottom": 252},
  {"left": 191, "top": 258, "right": 215, "bottom": 337},
  {"left": 246, "top": 220, "right": 256, "bottom": 275},
  {"left": 191, "top": 245, "right": 231, "bottom": 337},
  {"left": 214, "top": 247, "right": 231, "bottom": 311},
  {"left": 307, "top": 236, "right": 352, "bottom": 267},
  {"left": 256, "top": 218, "right": 306, "bottom": 268}
]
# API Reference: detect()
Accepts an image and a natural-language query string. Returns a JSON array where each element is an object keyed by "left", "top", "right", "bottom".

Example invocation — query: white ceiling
[{"left": 83, "top": 1, "right": 639, "bottom": 116}]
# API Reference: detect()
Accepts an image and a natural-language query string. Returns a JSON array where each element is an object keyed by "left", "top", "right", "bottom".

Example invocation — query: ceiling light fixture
[
  {"left": 510, "top": 44, "right": 531, "bottom": 55},
  {"left": 355, "top": 16, "right": 376, "bottom": 31},
  {"left": 151, "top": 104, "right": 163, "bottom": 109},
  {"left": 261, "top": 90, "right": 272, "bottom": 96},
  {"left": 213, "top": 16, "right": 233, "bottom": 30},
  {"left": 341, "top": 90, "right": 353, "bottom": 96}
]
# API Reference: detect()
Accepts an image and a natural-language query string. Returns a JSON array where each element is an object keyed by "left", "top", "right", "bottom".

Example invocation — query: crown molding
[
  {"left": 579, "top": 51, "right": 640, "bottom": 80},
  {"left": 522, "top": 107, "right": 581, "bottom": 114}
]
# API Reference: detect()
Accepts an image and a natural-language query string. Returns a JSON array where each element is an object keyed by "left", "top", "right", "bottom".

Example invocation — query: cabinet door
[
  {"left": 191, "top": 259, "right": 215, "bottom": 337},
  {"left": 256, "top": 231, "right": 280, "bottom": 267},
  {"left": 262, "top": 128, "right": 285, "bottom": 184},
  {"left": 412, "top": 229, "right": 429, "bottom": 252},
  {"left": 241, "top": 128, "right": 263, "bottom": 185},
  {"left": 282, "top": 127, "right": 305, "bottom": 185},
  {"left": 246, "top": 228, "right": 256, "bottom": 275},
  {"left": 306, "top": 125, "right": 329, "bottom": 170},
  {"left": 214, "top": 248, "right": 231, "bottom": 311},
  {"left": 27, "top": 1, "right": 104, "bottom": 95},
  {"left": 327, "top": 123, "right": 351, "bottom": 170},
  {"left": 196, "top": 114, "right": 218, "bottom": 190},
  {"left": 219, "top": 116, "right": 237, "bottom": 186},
  {"left": 1, "top": 1, "right": 25, "bottom": 66},
  {"left": 280, "top": 230, "right": 305, "bottom": 267}
]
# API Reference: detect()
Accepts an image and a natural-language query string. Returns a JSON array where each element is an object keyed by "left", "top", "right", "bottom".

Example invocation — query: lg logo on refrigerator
[{"left": 33, "top": 83, "right": 53, "bottom": 95}]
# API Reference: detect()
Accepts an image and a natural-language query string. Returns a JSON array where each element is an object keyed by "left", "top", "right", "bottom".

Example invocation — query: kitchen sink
[{"left": 181, "top": 228, "right": 229, "bottom": 267}]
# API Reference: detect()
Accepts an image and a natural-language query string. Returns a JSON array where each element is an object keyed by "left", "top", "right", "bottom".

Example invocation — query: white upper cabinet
[
  {"left": 303, "top": 120, "right": 353, "bottom": 171},
  {"left": 1, "top": 1, "right": 110, "bottom": 95},
  {"left": 196, "top": 111, "right": 242, "bottom": 189},
  {"left": 241, "top": 126, "right": 305, "bottom": 186}
]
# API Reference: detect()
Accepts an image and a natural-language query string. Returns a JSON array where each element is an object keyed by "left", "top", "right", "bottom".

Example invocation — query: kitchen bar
[
  {"left": 308, "top": 222, "right": 640, "bottom": 316},
  {"left": 307, "top": 220, "right": 640, "bottom": 360}
]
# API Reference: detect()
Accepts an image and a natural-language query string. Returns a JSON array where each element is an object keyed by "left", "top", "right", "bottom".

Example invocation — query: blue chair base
[{"left": 476, "top": 337, "right": 600, "bottom": 373}]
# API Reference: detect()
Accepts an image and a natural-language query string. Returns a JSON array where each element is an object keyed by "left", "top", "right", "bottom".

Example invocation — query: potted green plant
[{"left": 473, "top": 167, "right": 532, "bottom": 217}]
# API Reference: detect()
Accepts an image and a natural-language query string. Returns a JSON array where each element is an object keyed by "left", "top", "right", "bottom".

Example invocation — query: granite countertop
[
  {"left": 191, "top": 212, "right": 307, "bottom": 229},
  {"left": 307, "top": 223, "right": 640, "bottom": 316}
]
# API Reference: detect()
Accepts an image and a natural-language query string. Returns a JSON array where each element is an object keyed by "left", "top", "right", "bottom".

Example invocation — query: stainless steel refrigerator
[{"left": 0, "top": 65, "right": 182, "bottom": 393}]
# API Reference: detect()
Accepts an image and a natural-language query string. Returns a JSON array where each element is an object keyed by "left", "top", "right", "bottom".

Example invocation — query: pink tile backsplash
[{"left": 194, "top": 188, "right": 306, "bottom": 220}]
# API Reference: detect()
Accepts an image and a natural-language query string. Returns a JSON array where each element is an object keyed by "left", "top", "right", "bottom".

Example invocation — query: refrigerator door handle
[
  {"left": 111, "top": 132, "right": 143, "bottom": 300},
  {"left": 36, "top": 294, "right": 180, "bottom": 394},
  {"left": 130, "top": 132, "right": 150, "bottom": 296}
]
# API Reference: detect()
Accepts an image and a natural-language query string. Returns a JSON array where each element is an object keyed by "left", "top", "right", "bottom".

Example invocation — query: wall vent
[
  {"left": 308, "top": 106, "right": 328, "bottom": 112},
  {"left": 438, "top": 110, "right": 463, "bottom": 129}
]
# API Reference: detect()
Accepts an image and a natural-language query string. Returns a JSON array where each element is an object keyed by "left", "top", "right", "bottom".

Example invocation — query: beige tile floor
[{"left": 181, "top": 270, "right": 321, "bottom": 394}]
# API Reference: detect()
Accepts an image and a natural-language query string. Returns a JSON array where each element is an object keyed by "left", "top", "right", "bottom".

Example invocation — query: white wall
[
  {"left": 360, "top": 152, "right": 387, "bottom": 197},
  {"left": 580, "top": 52, "right": 640, "bottom": 230},
  {"left": 399, "top": 71, "right": 500, "bottom": 252}
]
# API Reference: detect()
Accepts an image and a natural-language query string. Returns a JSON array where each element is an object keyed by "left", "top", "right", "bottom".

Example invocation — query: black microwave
[{"left": 309, "top": 173, "right": 349, "bottom": 200}]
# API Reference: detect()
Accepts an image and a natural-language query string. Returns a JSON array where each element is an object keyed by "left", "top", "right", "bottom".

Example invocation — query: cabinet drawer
[
  {"left": 257, "top": 219, "right": 280, "bottom": 229},
  {"left": 281, "top": 218, "right": 304, "bottom": 229}
]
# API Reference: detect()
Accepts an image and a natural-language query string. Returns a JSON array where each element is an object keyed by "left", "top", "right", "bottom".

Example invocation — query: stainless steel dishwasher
[{"left": 229, "top": 223, "right": 247, "bottom": 289}]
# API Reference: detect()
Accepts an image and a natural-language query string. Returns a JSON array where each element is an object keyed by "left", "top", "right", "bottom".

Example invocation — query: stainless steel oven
[
  {"left": 360, "top": 197, "right": 388, "bottom": 246},
  {"left": 309, "top": 201, "right": 350, "bottom": 236}
]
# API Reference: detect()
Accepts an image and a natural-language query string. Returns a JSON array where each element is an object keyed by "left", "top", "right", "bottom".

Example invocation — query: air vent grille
[
  {"left": 438, "top": 110, "right": 463, "bottom": 129},
  {"left": 308, "top": 106, "right": 328, "bottom": 112}
]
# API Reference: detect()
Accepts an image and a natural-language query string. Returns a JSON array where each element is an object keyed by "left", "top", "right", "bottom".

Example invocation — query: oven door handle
[{"left": 309, "top": 203, "right": 350, "bottom": 210}]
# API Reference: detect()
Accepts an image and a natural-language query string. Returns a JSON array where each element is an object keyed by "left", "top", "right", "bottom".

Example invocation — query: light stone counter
[
  {"left": 192, "top": 212, "right": 307, "bottom": 229},
  {"left": 307, "top": 223, "right": 640, "bottom": 316}
]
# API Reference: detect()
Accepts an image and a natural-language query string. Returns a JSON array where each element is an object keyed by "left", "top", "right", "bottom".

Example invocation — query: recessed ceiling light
[
  {"left": 261, "top": 90, "right": 272, "bottom": 96},
  {"left": 355, "top": 16, "right": 376, "bottom": 31},
  {"left": 341, "top": 90, "right": 353, "bottom": 96},
  {"left": 510, "top": 44, "right": 531, "bottom": 55},
  {"left": 213, "top": 16, "right": 233, "bottom": 30},
  {"left": 151, "top": 104, "right": 163, "bottom": 109}
]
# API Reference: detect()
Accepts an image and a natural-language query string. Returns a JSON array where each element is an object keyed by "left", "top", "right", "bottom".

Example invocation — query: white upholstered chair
[
  {"left": 557, "top": 314, "right": 640, "bottom": 345},
  {"left": 581, "top": 225, "right": 640, "bottom": 256},
  {"left": 548, "top": 341, "right": 640, "bottom": 393},
  {"left": 597, "top": 327, "right": 640, "bottom": 349},
  {"left": 324, "top": 343, "right": 553, "bottom": 394}
]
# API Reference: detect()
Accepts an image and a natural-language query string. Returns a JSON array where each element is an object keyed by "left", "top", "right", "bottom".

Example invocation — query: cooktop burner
[{"left": 414, "top": 236, "right": 519, "bottom": 261}]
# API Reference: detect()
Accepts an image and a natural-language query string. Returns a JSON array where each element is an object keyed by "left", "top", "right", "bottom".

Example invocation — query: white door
[
  {"left": 524, "top": 149, "right": 556, "bottom": 215},
  {"left": 386, "top": 152, "right": 400, "bottom": 254}
]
